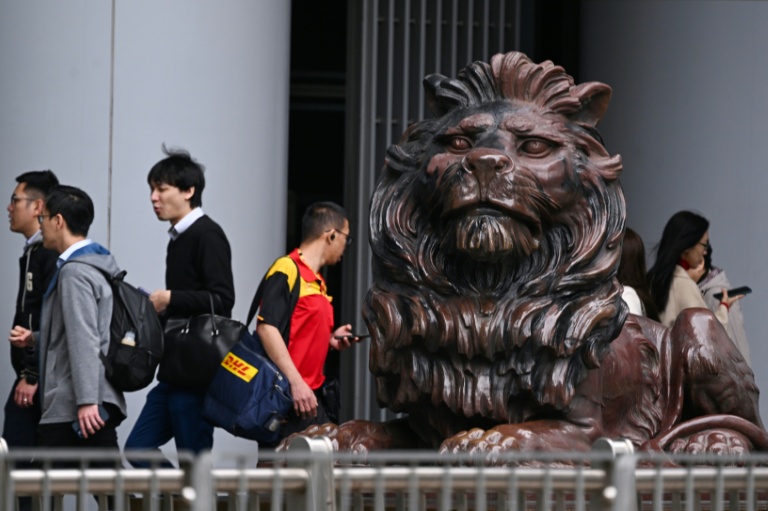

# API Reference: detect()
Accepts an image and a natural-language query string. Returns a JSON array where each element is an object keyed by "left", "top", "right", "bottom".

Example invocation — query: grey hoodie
[
  {"left": 38, "top": 251, "right": 127, "bottom": 424},
  {"left": 698, "top": 267, "right": 751, "bottom": 368}
]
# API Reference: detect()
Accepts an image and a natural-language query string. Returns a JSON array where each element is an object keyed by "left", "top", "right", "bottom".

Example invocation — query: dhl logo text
[{"left": 221, "top": 353, "right": 258, "bottom": 382}]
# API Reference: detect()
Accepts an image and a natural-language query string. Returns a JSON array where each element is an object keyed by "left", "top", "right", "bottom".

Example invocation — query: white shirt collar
[
  {"left": 58, "top": 239, "right": 93, "bottom": 265},
  {"left": 169, "top": 208, "right": 204, "bottom": 240},
  {"left": 25, "top": 230, "right": 43, "bottom": 249}
]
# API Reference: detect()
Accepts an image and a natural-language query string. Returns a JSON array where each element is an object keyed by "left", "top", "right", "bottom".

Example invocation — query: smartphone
[
  {"left": 712, "top": 286, "right": 752, "bottom": 301},
  {"left": 334, "top": 333, "right": 372, "bottom": 340},
  {"left": 72, "top": 404, "right": 110, "bottom": 439}
]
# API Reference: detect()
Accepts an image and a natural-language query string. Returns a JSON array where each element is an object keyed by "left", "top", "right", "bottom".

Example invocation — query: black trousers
[
  {"left": 3, "top": 385, "right": 41, "bottom": 511},
  {"left": 3, "top": 384, "right": 41, "bottom": 450},
  {"left": 36, "top": 403, "right": 123, "bottom": 468}
]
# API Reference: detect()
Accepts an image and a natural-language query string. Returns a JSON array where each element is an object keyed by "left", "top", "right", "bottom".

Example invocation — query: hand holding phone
[
  {"left": 334, "top": 333, "right": 371, "bottom": 341},
  {"left": 712, "top": 286, "right": 752, "bottom": 301},
  {"left": 72, "top": 404, "right": 110, "bottom": 439}
]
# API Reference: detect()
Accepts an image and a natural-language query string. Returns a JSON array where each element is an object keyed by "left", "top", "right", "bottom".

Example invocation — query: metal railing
[{"left": 2, "top": 437, "right": 768, "bottom": 511}]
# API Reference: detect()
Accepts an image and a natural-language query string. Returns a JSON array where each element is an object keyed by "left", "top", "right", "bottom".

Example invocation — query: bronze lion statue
[{"left": 284, "top": 51, "right": 767, "bottom": 455}]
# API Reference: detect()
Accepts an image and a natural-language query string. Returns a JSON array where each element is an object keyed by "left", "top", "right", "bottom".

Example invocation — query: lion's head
[{"left": 363, "top": 52, "right": 627, "bottom": 446}]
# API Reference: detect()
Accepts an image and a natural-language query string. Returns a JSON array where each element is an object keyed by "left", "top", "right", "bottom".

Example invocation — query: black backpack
[{"left": 62, "top": 261, "right": 164, "bottom": 392}]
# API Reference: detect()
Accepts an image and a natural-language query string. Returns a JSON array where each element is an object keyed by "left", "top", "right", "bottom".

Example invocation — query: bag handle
[{"left": 207, "top": 292, "right": 220, "bottom": 336}]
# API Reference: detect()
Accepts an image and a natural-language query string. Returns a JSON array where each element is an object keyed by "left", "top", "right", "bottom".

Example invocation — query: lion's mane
[{"left": 363, "top": 52, "right": 627, "bottom": 443}]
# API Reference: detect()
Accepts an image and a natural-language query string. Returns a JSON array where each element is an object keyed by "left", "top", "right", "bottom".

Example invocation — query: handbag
[
  {"left": 158, "top": 293, "right": 245, "bottom": 388},
  {"left": 203, "top": 329, "right": 293, "bottom": 444}
]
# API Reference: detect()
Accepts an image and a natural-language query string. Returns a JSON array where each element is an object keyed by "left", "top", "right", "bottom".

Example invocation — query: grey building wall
[
  {"left": 0, "top": 1, "right": 291, "bottom": 457},
  {"left": 582, "top": 1, "right": 768, "bottom": 416}
]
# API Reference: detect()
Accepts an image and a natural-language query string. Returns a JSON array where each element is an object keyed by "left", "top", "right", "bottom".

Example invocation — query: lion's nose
[{"left": 462, "top": 150, "right": 513, "bottom": 186}]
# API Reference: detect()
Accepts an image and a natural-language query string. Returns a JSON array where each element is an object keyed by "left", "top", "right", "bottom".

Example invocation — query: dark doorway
[{"left": 288, "top": 0, "right": 349, "bottom": 380}]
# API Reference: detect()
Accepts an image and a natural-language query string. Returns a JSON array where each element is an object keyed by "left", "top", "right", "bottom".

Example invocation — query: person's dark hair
[
  {"left": 700, "top": 242, "right": 714, "bottom": 283},
  {"left": 618, "top": 228, "right": 660, "bottom": 321},
  {"left": 647, "top": 211, "right": 709, "bottom": 312},
  {"left": 45, "top": 185, "right": 94, "bottom": 237},
  {"left": 147, "top": 145, "right": 205, "bottom": 208},
  {"left": 16, "top": 170, "right": 59, "bottom": 198},
  {"left": 301, "top": 202, "right": 348, "bottom": 242}
]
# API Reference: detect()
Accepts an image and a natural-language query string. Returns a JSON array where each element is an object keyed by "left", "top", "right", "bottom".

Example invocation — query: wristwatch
[{"left": 25, "top": 374, "right": 38, "bottom": 386}]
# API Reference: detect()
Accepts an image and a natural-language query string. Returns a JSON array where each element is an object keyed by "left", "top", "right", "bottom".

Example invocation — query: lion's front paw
[
  {"left": 669, "top": 429, "right": 750, "bottom": 456},
  {"left": 439, "top": 428, "right": 521, "bottom": 457}
]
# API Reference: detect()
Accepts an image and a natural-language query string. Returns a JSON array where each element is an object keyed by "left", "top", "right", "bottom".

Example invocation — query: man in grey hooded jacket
[{"left": 9, "top": 185, "right": 126, "bottom": 449}]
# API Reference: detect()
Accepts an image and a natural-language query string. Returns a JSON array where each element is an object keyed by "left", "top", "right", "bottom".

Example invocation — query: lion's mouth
[{"left": 443, "top": 202, "right": 541, "bottom": 237}]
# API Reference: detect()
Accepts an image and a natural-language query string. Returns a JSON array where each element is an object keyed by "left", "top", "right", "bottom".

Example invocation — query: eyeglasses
[
  {"left": 327, "top": 228, "right": 353, "bottom": 247},
  {"left": 698, "top": 241, "right": 711, "bottom": 250},
  {"left": 10, "top": 195, "right": 35, "bottom": 206},
  {"left": 37, "top": 214, "right": 51, "bottom": 224}
]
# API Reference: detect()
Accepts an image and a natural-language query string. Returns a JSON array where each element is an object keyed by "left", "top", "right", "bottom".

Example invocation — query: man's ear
[
  {"left": 32, "top": 198, "right": 44, "bottom": 215},
  {"left": 182, "top": 186, "right": 195, "bottom": 202},
  {"left": 51, "top": 213, "right": 64, "bottom": 230}
]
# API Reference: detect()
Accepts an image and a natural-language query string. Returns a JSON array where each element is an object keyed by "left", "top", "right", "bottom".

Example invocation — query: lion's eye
[
  {"left": 444, "top": 136, "right": 473, "bottom": 152},
  {"left": 518, "top": 138, "right": 554, "bottom": 157}
]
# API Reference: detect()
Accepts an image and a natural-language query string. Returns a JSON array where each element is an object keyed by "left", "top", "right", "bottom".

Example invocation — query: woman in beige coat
[{"left": 647, "top": 211, "right": 743, "bottom": 328}]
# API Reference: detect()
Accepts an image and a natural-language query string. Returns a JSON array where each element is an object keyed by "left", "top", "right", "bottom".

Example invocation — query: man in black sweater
[
  {"left": 4, "top": 170, "right": 59, "bottom": 511},
  {"left": 125, "top": 147, "right": 234, "bottom": 463}
]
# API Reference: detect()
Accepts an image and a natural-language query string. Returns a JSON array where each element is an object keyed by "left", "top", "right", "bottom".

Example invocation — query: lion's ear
[
  {"left": 569, "top": 82, "right": 612, "bottom": 127},
  {"left": 425, "top": 73, "right": 480, "bottom": 117},
  {"left": 424, "top": 73, "right": 452, "bottom": 116}
]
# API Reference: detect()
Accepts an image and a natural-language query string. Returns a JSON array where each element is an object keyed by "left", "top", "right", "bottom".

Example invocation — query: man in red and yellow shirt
[{"left": 256, "top": 202, "right": 360, "bottom": 439}]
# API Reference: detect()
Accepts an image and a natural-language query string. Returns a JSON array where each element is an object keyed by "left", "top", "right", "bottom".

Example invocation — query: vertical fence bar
[
  {"left": 465, "top": 0, "right": 473, "bottom": 61},
  {"left": 653, "top": 459, "right": 663, "bottom": 511},
  {"left": 237, "top": 456, "right": 249, "bottom": 511},
  {"left": 190, "top": 452, "right": 214, "bottom": 511},
  {"left": 384, "top": 0, "right": 395, "bottom": 153},
  {"left": 746, "top": 461, "right": 756, "bottom": 511},
  {"left": 505, "top": 467, "right": 520, "bottom": 511},
  {"left": 439, "top": 462, "right": 451, "bottom": 511},
  {"left": 498, "top": 0, "right": 506, "bottom": 52},
  {"left": 340, "top": 467, "right": 351, "bottom": 511},
  {"left": 714, "top": 462, "right": 725, "bottom": 511},
  {"left": 375, "top": 462, "right": 385, "bottom": 511},
  {"left": 271, "top": 461, "right": 284, "bottom": 511},
  {"left": 449, "top": 0, "right": 458, "bottom": 76},
  {"left": 434, "top": 0, "right": 442, "bottom": 74},
  {"left": 78, "top": 462, "right": 87, "bottom": 511},
  {"left": 475, "top": 460, "right": 486, "bottom": 511},
  {"left": 400, "top": 0, "right": 410, "bottom": 132},
  {"left": 417, "top": 0, "right": 426, "bottom": 119},
  {"left": 575, "top": 462, "right": 586, "bottom": 511},
  {"left": 685, "top": 462, "right": 694, "bottom": 511},
  {"left": 0, "top": 443, "right": 9, "bottom": 511},
  {"left": 481, "top": 0, "right": 489, "bottom": 59},
  {"left": 408, "top": 462, "right": 419, "bottom": 511}
]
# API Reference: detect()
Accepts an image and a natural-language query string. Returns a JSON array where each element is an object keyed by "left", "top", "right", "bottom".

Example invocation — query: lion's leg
[
  {"left": 643, "top": 309, "right": 767, "bottom": 454},
  {"left": 277, "top": 418, "right": 421, "bottom": 453},
  {"left": 671, "top": 309, "right": 762, "bottom": 427}
]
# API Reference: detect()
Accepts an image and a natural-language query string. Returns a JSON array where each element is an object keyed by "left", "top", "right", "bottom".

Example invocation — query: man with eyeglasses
[
  {"left": 4, "top": 170, "right": 59, "bottom": 510},
  {"left": 250, "top": 201, "right": 360, "bottom": 444},
  {"left": 10, "top": 185, "right": 127, "bottom": 453}
]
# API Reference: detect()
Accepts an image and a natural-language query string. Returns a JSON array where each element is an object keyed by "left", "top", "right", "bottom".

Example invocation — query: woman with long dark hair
[
  {"left": 647, "top": 211, "right": 742, "bottom": 327},
  {"left": 618, "top": 228, "right": 659, "bottom": 321}
]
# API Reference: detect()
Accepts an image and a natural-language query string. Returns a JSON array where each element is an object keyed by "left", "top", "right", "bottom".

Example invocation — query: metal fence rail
[{"left": 2, "top": 437, "right": 768, "bottom": 511}]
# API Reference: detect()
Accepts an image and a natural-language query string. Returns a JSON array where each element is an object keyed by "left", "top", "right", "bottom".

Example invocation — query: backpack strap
[{"left": 246, "top": 256, "right": 301, "bottom": 335}]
